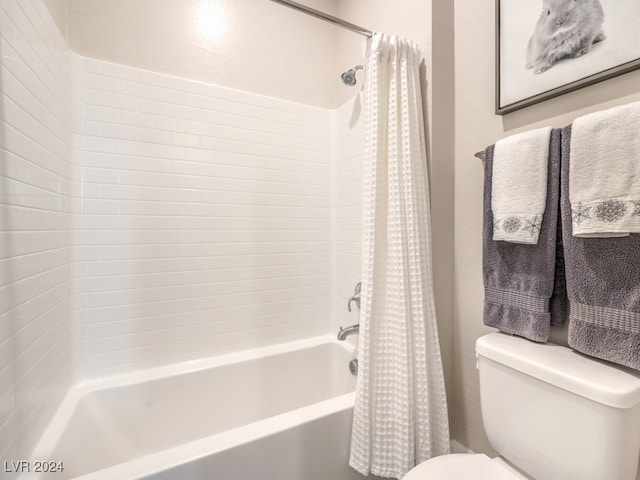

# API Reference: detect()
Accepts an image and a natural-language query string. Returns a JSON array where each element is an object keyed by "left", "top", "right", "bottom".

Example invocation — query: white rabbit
[{"left": 525, "top": 0, "right": 606, "bottom": 74}]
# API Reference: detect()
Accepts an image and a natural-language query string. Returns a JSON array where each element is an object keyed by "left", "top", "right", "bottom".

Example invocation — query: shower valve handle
[{"left": 347, "top": 282, "right": 361, "bottom": 312}]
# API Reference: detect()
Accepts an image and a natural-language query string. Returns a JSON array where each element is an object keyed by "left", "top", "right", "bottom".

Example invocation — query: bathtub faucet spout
[{"left": 337, "top": 324, "right": 359, "bottom": 341}]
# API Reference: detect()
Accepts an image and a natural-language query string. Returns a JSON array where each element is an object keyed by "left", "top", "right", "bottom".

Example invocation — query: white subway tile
[
  {"left": 137, "top": 97, "right": 172, "bottom": 117},
  {"left": 154, "top": 85, "right": 195, "bottom": 106},
  {"left": 1, "top": 0, "right": 72, "bottom": 462},
  {"left": 82, "top": 72, "right": 121, "bottom": 93},
  {"left": 97, "top": 90, "right": 138, "bottom": 111},
  {"left": 171, "top": 132, "right": 201, "bottom": 148},
  {"left": 120, "top": 79, "right": 155, "bottom": 99},
  {"left": 79, "top": 104, "right": 121, "bottom": 124},
  {"left": 155, "top": 115, "right": 187, "bottom": 133}
]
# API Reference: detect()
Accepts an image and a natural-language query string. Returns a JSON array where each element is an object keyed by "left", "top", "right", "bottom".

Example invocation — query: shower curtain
[{"left": 349, "top": 33, "right": 450, "bottom": 479}]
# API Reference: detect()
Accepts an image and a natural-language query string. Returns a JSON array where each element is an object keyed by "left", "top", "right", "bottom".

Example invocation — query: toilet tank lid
[{"left": 476, "top": 333, "right": 640, "bottom": 409}]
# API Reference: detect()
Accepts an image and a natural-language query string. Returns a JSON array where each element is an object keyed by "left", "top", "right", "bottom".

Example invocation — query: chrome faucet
[
  {"left": 337, "top": 324, "right": 359, "bottom": 341},
  {"left": 348, "top": 282, "right": 361, "bottom": 312},
  {"left": 339, "top": 282, "right": 361, "bottom": 341}
]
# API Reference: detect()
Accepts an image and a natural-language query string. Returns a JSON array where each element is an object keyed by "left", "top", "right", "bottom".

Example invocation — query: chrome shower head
[{"left": 341, "top": 65, "right": 363, "bottom": 86}]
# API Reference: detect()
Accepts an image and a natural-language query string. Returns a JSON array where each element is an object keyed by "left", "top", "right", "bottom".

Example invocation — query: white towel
[
  {"left": 492, "top": 127, "right": 553, "bottom": 244},
  {"left": 570, "top": 101, "right": 640, "bottom": 237}
]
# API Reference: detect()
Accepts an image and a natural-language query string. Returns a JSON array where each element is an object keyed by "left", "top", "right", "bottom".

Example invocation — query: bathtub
[{"left": 26, "top": 336, "right": 364, "bottom": 480}]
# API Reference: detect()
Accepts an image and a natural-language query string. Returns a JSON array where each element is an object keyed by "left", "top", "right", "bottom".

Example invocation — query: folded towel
[
  {"left": 569, "top": 101, "right": 640, "bottom": 237},
  {"left": 561, "top": 126, "right": 640, "bottom": 371},
  {"left": 492, "top": 127, "right": 553, "bottom": 244},
  {"left": 482, "top": 128, "right": 563, "bottom": 342}
]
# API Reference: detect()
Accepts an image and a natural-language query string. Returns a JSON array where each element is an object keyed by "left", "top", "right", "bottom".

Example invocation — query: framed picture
[{"left": 496, "top": 0, "right": 640, "bottom": 115}]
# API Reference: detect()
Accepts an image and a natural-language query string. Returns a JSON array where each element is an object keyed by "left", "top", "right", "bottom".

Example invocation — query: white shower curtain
[{"left": 349, "top": 33, "right": 450, "bottom": 479}]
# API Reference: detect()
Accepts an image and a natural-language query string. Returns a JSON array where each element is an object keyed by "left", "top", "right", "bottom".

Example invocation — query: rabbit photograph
[
  {"left": 497, "top": 0, "right": 640, "bottom": 113},
  {"left": 525, "top": 0, "right": 606, "bottom": 75}
]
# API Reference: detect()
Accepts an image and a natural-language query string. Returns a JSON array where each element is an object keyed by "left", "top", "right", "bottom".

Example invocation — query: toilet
[{"left": 403, "top": 333, "right": 640, "bottom": 480}]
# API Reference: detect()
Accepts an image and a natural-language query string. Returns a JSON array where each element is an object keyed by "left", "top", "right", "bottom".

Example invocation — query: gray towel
[
  {"left": 482, "top": 128, "right": 563, "bottom": 342},
  {"left": 561, "top": 126, "right": 640, "bottom": 370}
]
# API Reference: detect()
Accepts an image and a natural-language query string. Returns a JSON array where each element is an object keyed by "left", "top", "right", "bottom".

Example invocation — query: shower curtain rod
[{"left": 268, "top": 0, "right": 373, "bottom": 38}]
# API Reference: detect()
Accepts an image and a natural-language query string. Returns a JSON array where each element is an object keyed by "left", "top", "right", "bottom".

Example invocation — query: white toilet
[{"left": 403, "top": 333, "right": 640, "bottom": 480}]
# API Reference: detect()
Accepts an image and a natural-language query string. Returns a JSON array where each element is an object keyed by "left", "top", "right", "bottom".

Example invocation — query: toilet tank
[{"left": 476, "top": 333, "right": 640, "bottom": 480}]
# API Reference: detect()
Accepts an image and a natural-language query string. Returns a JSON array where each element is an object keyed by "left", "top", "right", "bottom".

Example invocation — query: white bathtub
[{"left": 27, "top": 336, "right": 364, "bottom": 480}]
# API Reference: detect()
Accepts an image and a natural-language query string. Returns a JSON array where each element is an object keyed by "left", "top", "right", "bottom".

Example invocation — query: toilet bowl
[{"left": 402, "top": 333, "right": 640, "bottom": 480}]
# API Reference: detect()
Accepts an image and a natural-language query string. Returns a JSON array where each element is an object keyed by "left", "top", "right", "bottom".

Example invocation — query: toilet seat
[{"left": 402, "top": 454, "right": 525, "bottom": 480}]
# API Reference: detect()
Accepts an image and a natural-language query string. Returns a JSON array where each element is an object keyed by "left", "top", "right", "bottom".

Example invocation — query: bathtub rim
[{"left": 28, "top": 334, "right": 356, "bottom": 480}]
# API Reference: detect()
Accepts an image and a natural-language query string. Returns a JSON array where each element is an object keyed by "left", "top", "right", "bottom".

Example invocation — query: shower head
[{"left": 341, "top": 65, "right": 363, "bottom": 86}]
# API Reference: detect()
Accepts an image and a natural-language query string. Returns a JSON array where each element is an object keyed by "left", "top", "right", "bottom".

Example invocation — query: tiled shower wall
[
  {"left": 332, "top": 97, "right": 363, "bottom": 332},
  {"left": 71, "top": 57, "right": 337, "bottom": 379},
  {"left": 0, "top": 0, "right": 72, "bottom": 463}
]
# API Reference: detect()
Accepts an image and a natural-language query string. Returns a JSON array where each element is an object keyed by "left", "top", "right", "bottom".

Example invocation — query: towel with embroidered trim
[
  {"left": 492, "top": 127, "right": 553, "bottom": 244},
  {"left": 570, "top": 101, "right": 640, "bottom": 237}
]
